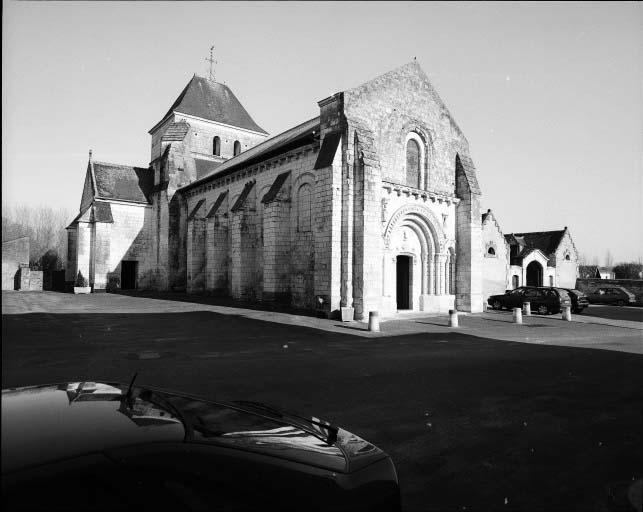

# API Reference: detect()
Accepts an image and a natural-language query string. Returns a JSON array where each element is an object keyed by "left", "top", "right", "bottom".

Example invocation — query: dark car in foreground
[
  {"left": 2, "top": 381, "right": 400, "bottom": 512},
  {"left": 558, "top": 288, "right": 590, "bottom": 314},
  {"left": 488, "top": 286, "right": 572, "bottom": 315},
  {"left": 585, "top": 286, "right": 636, "bottom": 306}
]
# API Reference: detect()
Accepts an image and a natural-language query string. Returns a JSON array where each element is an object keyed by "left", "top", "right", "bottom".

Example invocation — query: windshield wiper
[{"left": 233, "top": 400, "right": 338, "bottom": 445}]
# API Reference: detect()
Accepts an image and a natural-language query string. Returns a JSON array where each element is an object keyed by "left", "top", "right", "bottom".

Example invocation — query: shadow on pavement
[
  {"left": 112, "top": 290, "right": 323, "bottom": 318},
  {"left": 3, "top": 309, "right": 643, "bottom": 512}
]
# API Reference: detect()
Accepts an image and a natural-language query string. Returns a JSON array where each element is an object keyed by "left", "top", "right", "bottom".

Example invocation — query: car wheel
[
  {"left": 537, "top": 305, "right": 549, "bottom": 315},
  {"left": 492, "top": 300, "right": 502, "bottom": 310},
  {"left": 617, "top": 300, "right": 625, "bottom": 307}
]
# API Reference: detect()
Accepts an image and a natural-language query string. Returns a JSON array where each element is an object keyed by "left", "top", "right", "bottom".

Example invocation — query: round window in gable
[{"left": 565, "top": 253, "right": 571, "bottom": 261}]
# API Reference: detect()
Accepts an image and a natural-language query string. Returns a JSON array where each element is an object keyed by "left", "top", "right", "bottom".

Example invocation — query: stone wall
[
  {"left": 180, "top": 140, "right": 319, "bottom": 304},
  {"left": 106, "top": 202, "right": 153, "bottom": 290},
  {"left": 341, "top": 61, "right": 481, "bottom": 314},
  {"left": 481, "top": 213, "right": 509, "bottom": 299},
  {"left": 554, "top": 230, "right": 579, "bottom": 288},
  {"left": 2, "top": 237, "right": 29, "bottom": 290},
  {"left": 175, "top": 115, "right": 267, "bottom": 162}
]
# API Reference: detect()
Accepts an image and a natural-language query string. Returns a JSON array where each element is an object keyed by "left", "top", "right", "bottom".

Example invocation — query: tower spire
[{"left": 205, "top": 45, "right": 217, "bottom": 82}]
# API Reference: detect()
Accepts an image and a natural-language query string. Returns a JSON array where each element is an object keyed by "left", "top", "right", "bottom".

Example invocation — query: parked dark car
[
  {"left": 2, "top": 381, "right": 400, "bottom": 512},
  {"left": 487, "top": 286, "right": 572, "bottom": 315},
  {"left": 584, "top": 286, "right": 636, "bottom": 306},
  {"left": 558, "top": 288, "right": 590, "bottom": 314}
]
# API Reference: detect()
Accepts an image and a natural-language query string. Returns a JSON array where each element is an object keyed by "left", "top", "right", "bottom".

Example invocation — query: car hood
[
  {"left": 1, "top": 383, "right": 185, "bottom": 474},
  {"left": 2, "top": 383, "right": 387, "bottom": 475},
  {"left": 153, "top": 388, "right": 387, "bottom": 473}
]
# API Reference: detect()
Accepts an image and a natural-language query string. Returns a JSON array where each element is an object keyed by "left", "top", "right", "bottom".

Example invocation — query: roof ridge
[{"left": 92, "top": 160, "right": 150, "bottom": 169}]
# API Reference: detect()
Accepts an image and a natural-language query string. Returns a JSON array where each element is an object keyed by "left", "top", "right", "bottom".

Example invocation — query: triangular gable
[
  {"left": 187, "top": 199, "right": 206, "bottom": 221},
  {"left": 314, "top": 132, "right": 341, "bottom": 170},
  {"left": 231, "top": 181, "right": 256, "bottom": 212},
  {"left": 344, "top": 60, "right": 464, "bottom": 138},
  {"left": 261, "top": 172, "right": 291, "bottom": 204},
  {"left": 206, "top": 191, "right": 229, "bottom": 218}
]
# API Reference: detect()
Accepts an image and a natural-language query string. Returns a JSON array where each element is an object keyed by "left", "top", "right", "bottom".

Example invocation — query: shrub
[{"left": 74, "top": 271, "right": 89, "bottom": 288}]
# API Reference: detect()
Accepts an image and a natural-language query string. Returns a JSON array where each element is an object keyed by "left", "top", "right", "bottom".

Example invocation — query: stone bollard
[
  {"left": 368, "top": 311, "right": 380, "bottom": 332},
  {"left": 522, "top": 302, "right": 531, "bottom": 316},
  {"left": 513, "top": 307, "right": 523, "bottom": 324},
  {"left": 449, "top": 309, "right": 459, "bottom": 328},
  {"left": 562, "top": 306, "right": 572, "bottom": 321}
]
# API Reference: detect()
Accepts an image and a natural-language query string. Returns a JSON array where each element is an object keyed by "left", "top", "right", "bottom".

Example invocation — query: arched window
[
  {"left": 297, "top": 183, "right": 312, "bottom": 232},
  {"left": 406, "top": 139, "right": 421, "bottom": 188},
  {"left": 487, "top": 247, "right": 496, "bottom": 256},
  {"left": 213, "top": 136, "right": 220, "bottom": 156},
  {"left": 565, "top": 253, "right": 571, "bottom": 261},
  {"left": 233, "top": 140, "right": 241, "bottom": 156}
]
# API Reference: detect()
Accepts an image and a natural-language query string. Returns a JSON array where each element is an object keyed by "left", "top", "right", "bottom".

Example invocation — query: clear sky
[{"left": 2, "top": 1, "right": 641, "bottom": 263}]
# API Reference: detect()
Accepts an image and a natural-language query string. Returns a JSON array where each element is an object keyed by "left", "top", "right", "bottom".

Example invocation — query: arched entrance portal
[
  {"left": 396, "top": 255, "right": 412, "bottom": 309},
  {"left": 383, "top": 204, "right": 455, "bottom": 314},
  {"left": 526, "top": 261, "right": 543, "bottom": 286}
]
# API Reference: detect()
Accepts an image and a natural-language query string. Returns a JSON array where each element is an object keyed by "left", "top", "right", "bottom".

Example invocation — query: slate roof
[
  {"left": 181, "top": 117, "right": 319, "bottom": 193},
  {"left": 314, "top": 131, "right": 341, "bottom": 170},
  {"left": 504, "top": 230, "right": 565, "bottom": 255},
  {"left": 68, "top": 202, "right": 113, "bottom": 226},
  {"left": 261, "top": 171, "right": 291, "bottom": 204},
  {"left": 455, "top": 154, "right": 481, "bottom": 195},
  {"left": 504, "top": 230, "right": 566, "bottom": 265},
  {"left": 187, "top": 199, "right": 206, "bottom": 220},
  {"left": 156, "top": 75, "right": 267, "bottom": 135},
  {"left": 206, "top": 191, "right": 228, "bottom": 218},
  {"left": 161, "top": 121, "right": 190, "bottom": 142},
  {"left": 230, "top": 181, "right": 256, "bottom": 212},
  {"left": 92, "top": 162, "right": 153, "bottom": 204},
  {"left": 194, "top": 158, "right": 222, "bottom": 180}
]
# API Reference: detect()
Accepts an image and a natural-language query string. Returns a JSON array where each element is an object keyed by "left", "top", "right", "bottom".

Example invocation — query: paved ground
[
  {"left": 3, "top": 291, "right": 642, "bottom": 511},
  {"left": 580, "top": 304, "right": 643, "bottom": 323}
]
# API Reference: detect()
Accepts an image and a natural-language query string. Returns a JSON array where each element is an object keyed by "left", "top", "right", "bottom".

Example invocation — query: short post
[
  {"left": 513, "top": 307, "right": 523, "bottom": 324},
  {"left": 562, "top": 306, "right": 572, "bottom": 321},
  {"left": 522, "top": 302, "right": 531, "bottom": 316},
  {"left": 449, "top": 309, "right": 459, "bottom": 328},
  {"left": 368, "top": 311, "right": 380, "bottom": 332}
]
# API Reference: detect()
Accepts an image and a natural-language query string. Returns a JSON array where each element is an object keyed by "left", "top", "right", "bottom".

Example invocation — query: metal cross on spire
[{"left": 205, "top": 45, "right": 217, "bottom": 82}]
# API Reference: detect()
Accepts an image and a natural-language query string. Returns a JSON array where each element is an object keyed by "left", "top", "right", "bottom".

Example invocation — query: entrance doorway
[
  {"left": 396, "top": 255, "right": 411, "bottom": 310},
  {"left": 526, "top": 261, "right": 543, "bottom": 287},
  {"left": 121, "top": 261, "right": 138, "bottom": 290}
]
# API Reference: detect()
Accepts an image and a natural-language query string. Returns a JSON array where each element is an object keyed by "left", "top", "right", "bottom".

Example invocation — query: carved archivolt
[{"left": 384, "top": 203, "right": 445, "bottom": 251}]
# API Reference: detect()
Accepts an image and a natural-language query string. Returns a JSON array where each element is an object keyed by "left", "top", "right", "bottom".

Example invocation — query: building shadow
[{"left": 111, "top": 289, "right": 323, "bottom": 319}]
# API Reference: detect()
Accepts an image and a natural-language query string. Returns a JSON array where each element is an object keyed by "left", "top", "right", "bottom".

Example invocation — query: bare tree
[{"left": 2, "top": 203, "right": 73, "bottom": 270}]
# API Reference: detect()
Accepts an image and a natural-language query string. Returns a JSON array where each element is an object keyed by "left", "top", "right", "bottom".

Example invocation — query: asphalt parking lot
[{"left": 3, "top": 291, "right": 642, "bottom": 511}]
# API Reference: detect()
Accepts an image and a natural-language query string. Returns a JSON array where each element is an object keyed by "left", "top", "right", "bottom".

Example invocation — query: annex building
[{"left": 67, "top": 61, "right": 578, "bottom": 319}]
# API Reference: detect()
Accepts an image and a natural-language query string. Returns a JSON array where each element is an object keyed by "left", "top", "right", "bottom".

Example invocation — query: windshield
[{"left": 162, "top": 394, "right": 346, "bottom": 472}]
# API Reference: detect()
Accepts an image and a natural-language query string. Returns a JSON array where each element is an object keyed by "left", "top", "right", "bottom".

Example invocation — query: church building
[{"left": 67, "top": 60, "right": 521, "bottom": 318}]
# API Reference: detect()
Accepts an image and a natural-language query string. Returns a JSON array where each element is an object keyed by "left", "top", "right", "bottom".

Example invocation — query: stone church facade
[{"left": 67, "top": 61, "right": 499, "bottom": 318}]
